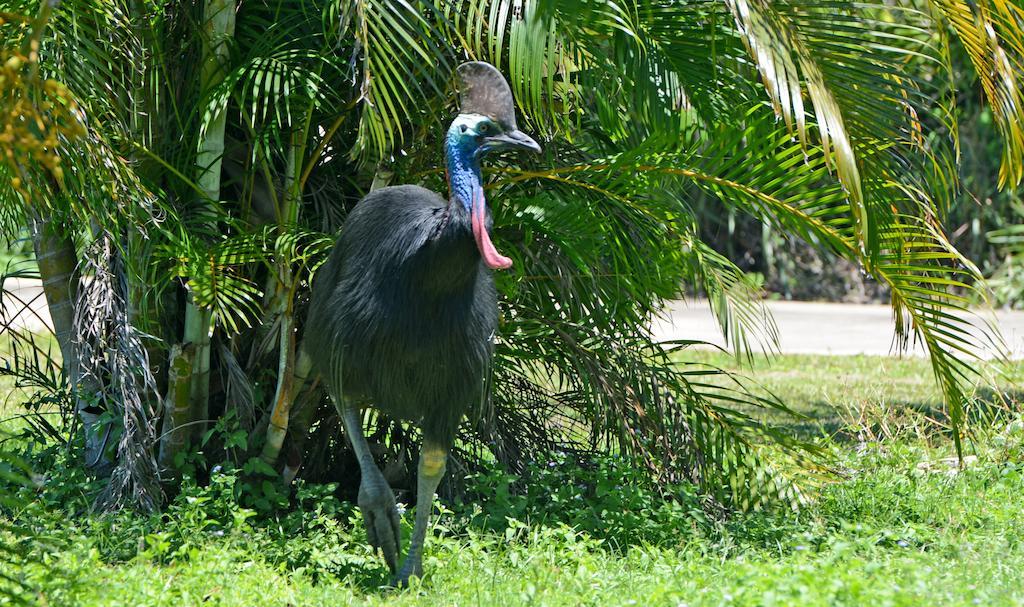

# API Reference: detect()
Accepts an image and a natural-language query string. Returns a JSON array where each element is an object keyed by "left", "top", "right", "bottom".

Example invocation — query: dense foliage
[{"left": 1, "top": 0, "right": 1023, "bottom": 516}]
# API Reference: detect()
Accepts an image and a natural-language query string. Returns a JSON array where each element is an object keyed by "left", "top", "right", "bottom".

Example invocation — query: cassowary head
[
  {"left": 447, "top": 61, "right": 541, "bottom": 269},
  {"left": 453, "top": 61, "right": 541, "bottom": 157}
]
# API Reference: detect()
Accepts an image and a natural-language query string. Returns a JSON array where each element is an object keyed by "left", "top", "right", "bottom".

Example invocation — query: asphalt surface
[
  {"left": 6, "top": 278, "right": 1024, "bottom": 358},
  {"left": 1, "top": 278, "right": 51, "bottom": 333},
  {"left": 651, "top": 298, "right": 1024, "bottom": 359}
]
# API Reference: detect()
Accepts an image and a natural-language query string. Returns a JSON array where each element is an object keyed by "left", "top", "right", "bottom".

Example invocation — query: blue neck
[{"left": 445, "top": 126, "right": 482, "bottom": 212}]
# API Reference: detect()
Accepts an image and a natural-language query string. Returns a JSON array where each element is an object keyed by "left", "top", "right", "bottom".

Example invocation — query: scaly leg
[
  {"left": 393, "top": 439, "right": 448, "bottom": 586},
  {"left": 337, "top": 404, "right": 401, "bottom": 573}
]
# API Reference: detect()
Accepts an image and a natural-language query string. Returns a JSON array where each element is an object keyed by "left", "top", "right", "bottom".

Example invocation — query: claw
[
  {"left": 391, "top": 561, "right": 423, "bottom": 588},
  {"left": 358, "top": 480, "right": 402, "bottom": 573},
  {"left": 375, "top": 507, "right": 401, "bottom": 572}
]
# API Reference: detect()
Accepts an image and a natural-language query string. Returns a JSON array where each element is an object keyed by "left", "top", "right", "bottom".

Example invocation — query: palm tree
[{"left": 2, "top": 0, "right": 1022, "bottom": 511}]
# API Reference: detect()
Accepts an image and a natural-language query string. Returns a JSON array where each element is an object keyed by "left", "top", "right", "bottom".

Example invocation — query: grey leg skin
[
  {"left": 393, "top": 439, "right": 448, "bottom": 586},
  {"left": 337, "top": 404, "right": 402, "bottom": 574}
]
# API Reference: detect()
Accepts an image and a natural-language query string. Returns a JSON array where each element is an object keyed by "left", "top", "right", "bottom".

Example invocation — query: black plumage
[
  {"left": 303, "top": 61, "right": 539, "bottom": 583},
  {"left": 306, "top": 185, "right": 498, "bottom": 443}
]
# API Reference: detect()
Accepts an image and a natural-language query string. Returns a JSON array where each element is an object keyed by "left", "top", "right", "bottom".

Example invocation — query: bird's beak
[{"left": 483, "top": 129, "right": 542, "bottom": 154}]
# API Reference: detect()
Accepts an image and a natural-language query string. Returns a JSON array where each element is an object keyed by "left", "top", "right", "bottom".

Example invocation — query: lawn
[{"left": 3, "top": 353, "right": 1024, "bottom": 606}]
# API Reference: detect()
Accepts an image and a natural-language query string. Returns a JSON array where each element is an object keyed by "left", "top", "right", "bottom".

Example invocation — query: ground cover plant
[{"left": 3, "top": 352, "right": 1023, "bottom": 606}]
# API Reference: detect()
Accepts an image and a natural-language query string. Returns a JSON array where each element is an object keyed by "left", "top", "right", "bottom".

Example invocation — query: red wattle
[{"left": 471, "top": 190, "right": 512, "bottom": 270}]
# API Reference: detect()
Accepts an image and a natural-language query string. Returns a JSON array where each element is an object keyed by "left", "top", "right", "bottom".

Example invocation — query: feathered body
[
  {"left": 306, "top": 184, "right": 498, "bottom": 443},
  {"left": 304, "top": 62, "right": 540, "bottom": 585}
]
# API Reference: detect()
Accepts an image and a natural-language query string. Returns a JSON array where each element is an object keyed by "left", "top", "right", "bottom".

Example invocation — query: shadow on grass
[{"left": 758, "top": 385, "right": 1024, "bottom": 443}]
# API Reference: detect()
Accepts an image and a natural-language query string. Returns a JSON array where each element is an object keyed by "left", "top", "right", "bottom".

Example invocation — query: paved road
[
  {"left": 652, "top": 298, "right": 1024, "bottom": 359},
  {"left": 1, "top": 278, "right": 51, "bottom": 333},
  {"left": 6, "top": 278, "right": 1024, "bottom": 358}
]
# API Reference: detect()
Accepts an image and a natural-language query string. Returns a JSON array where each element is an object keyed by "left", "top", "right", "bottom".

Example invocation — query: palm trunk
[
  {"left": 259, "top": 305, "right": 295, "bottom": 465},
  {"left": 30, "top": 214, "right": 77, "bottom": 377},
  {"left": 259, "top": 128, "right": 306, "bottom": 467},
  {"left": 183, "top": 302, "right": 212, "bottom": 441},
  {"left": 158, "top": 343, "right": 194, "bottom": 476},
  {"left": 29, "top": 213, "right": 111, "bottom": 470},
  {"left": 176, "top": 0, "right": 235, "bottom": 444},
  {"left": 279, "top": 364, "right": 318, "bottom": 483}
]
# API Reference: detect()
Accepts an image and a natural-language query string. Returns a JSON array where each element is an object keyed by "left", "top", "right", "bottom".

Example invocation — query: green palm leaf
[
  {"left": 339, "top": 0, "right": 453, "bottom": 161},
  {"left": 931, "top": 0, "right": 1024, "bottom": 187}
]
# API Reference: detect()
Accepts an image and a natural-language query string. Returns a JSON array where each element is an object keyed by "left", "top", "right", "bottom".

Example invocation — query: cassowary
[{"left": 304, "top": 61, "right": 541, "bottom": 585}]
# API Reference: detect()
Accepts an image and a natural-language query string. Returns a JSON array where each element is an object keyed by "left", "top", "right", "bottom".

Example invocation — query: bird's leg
[
  {"left": 338, "top": 405, "right": 401, "bottom": 573},
  {"left": 393, "top": 439, "right": 449, "bottom": 586}
]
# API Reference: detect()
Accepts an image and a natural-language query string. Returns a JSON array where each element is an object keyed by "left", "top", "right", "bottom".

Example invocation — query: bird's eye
[{"left": 477, "top": 122, "right": 491, "bottom": 135}]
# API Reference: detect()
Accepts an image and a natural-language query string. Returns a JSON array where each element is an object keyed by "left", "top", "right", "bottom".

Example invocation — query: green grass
[
  {"left": 4, "top": 353, "right": 1024, "bottom": 606},
  {"left": 684, "top": 350, "right": 1020, "bottom": 439},
  {"left": 0, "top": 330, "right": 61, "bottom": 438},
  {"left": 687, "top": 350, "right": 944, "bottom": 414}
]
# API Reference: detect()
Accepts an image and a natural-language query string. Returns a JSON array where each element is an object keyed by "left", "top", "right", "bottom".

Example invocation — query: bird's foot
[
  {"left": 358, "top": 479, "right": 402, "bottom": 573},
  {"left": 390, "top": 559, "right": 423, "bottom": 588}
]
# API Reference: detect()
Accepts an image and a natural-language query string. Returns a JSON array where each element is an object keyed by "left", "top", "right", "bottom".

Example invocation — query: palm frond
[
  {"left": 681, "top": 234, "right": 780, "bottom": 359},
  {"left": 722, "top": 1, "right": 961, "bottom": 258},
  {"left": 931, "top": 0, "right": 1024, "bottom": 187},
  {"left": 76, "top": 237, "right": 164, "bottom": 512},
  {"left": 679, "top": 110, "right": 1003, "bottom": 455},
  {"left": 161, "top": 229, "right": 267, "bottom": 334},
  {"left": 340, "top": 0, "right": 452, "bottom": 161}
]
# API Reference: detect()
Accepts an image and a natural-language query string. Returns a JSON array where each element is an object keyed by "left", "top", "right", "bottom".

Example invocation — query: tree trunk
[
  {"left": 30, "top": 214, "right": 76, "bottom": 377},
  {"left": 176, "top": 0, "right": 235, "bottom": 444},
  {"left": 183, "top": 302, "right": 212, "bottom": 442},
  {"left": 29, "top": 213, "right": 111, "bottom": 471},
  {"left": 279, "top": 366, "right": 319, "bottom": 484},
  {"left": 259, "top": 127, "right": 306, "bottom": 467},
  {"left": 259, "top": 308, "right": 295, "bottom": 466},
  {"left": 158, "top": 343, "right": 194, "bottom": 477}
]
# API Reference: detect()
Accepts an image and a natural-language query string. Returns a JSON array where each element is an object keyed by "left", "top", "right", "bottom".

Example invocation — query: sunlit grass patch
[{"left": 3, "top": 353, "right": 1024, "bottom": 606}]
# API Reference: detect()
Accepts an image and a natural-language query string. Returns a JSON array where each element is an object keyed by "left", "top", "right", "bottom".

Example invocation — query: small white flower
[{"left": 396, "top": 502, "right": 407, "bottom": 516}]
